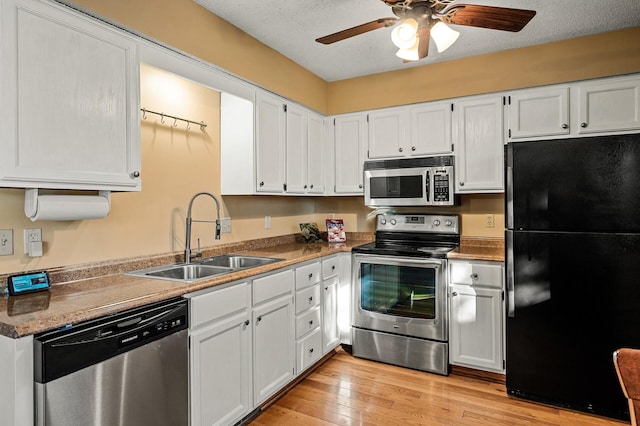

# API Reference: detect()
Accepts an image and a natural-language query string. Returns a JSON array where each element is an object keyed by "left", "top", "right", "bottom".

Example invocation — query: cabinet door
[
  {"left": 0, "top": 0, "right": 140, "bottom": 191},
  {"left": 306, "top": 112, "right": 325, "bottom": 194},
  {"left": 454, "top": 95, "right": 504, "bottom": 193},
  {"left": 253, "top": 293, "right": 294, "bottom": 405},
  {"left": 190, "top": 311, "right": 251, "bottom": 426},
  {"left": 368, "top": 107, "right": 407, "bottom": 159},
  {"left": 508, "top": 87, "right": 570, "bottom": 140},
  {"left": 285, "top": 103, "right": 307, "bottom": 194},
  {"left": 410, "top": 101, "right": 453, "bottom": 156},
  {"left": 255, "top": 92, "right": 285, "bottom": 193},
  {"left": 322, "top": 276, "right": 340, "bottom": 354},
  {"left": 576, "top": 76, "right": 640, "bottom": 135},
  {"left": 334, "top": 114, "right": 367, "bottom": 193},
  {"left": 449, "top": 284, "right": 503, "bottom": 372}
]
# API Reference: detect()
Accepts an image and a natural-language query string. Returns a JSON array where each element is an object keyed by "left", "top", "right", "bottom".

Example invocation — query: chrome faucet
[{"left": 185, "top": 192, "right": 221, "bottom": 264}]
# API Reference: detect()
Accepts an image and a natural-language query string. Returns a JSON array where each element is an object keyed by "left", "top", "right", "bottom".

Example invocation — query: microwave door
[{"left": 364, "top": 168, "right": 429, "bottom": 206}]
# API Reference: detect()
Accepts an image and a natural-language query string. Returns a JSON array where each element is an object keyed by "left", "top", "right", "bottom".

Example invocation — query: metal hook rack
[{"left": 140, "top": 108, "right": 207, "bottom": 131}]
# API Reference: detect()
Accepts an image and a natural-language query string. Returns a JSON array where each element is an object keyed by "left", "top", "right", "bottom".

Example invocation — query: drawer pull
[
  {"left": 452, "top": 291, "right": 458, "bottom": 296},
  {"left": 471, "top": 273, "right": 479, "bottom": 280},
  {"left": 257, "top": 316, "right": 262, "bottom": 323},
  {"left": 308, "top": 296, "right": 314, "bottom": 302},
  {"left": 244, "top": 320, "right": 250, "bottom": 326},
  {"left": 309, "top": 320, "right": 314, "bottom": 326},
  {"left": 331, "top": 265, "right": 336, "bottom": 271},
  {"left": 309, "top": 348, "right": 314, "bottom": 353},
  {"left": 308, "top": 273, "right": 313, "bottom": 279}
]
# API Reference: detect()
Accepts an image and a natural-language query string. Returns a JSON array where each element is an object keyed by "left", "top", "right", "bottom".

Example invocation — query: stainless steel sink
[
  {"left": 126, "top": 255, "right": 282, "bottom": 283},
  {"left": 126, "top": 263, "right": 232, "bottom": 283},
  {"left": 197, "top": 254, "right": 282, "bottom": 270}
]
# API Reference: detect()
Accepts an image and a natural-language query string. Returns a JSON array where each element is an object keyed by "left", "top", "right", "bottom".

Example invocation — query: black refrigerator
[{"left": 505, "top": 134, "right": 640, "bottom": 421}]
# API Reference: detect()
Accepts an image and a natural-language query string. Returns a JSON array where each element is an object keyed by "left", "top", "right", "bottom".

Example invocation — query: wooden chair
[{"left": 614, "top": 348, "right": 640, "bottom": 425}]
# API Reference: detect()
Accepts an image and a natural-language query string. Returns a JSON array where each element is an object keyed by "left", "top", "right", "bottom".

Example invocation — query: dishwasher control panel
[{"left": 118, "top": 315, "right": 187, "bottom": 349}]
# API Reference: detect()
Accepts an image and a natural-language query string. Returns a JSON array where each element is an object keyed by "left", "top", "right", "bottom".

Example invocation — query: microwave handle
[{"left": 426, "top": 170, "right": 431, "bottom": 203}]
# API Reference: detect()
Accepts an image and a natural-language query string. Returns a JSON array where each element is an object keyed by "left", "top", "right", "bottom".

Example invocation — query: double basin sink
[{"left": 127, "top": 254, "right": 283, "bottom": 283}]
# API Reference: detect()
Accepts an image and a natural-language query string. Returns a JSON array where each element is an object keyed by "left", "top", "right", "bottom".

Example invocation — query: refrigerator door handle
[
  {"left": 506, "top": 166, "right": 514, "bottom": 229},
  {"left": 506, "top": 230, "right": 515, "bottom": 317}
]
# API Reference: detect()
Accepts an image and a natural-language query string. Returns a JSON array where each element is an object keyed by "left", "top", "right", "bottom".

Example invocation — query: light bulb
[
  {"left": 431, "top": 21, "right": 459, "bottom": 53},
  {"left": 391, "top": 18, "right": 418, "bottom": 49},
  {"left": 395, "top": 38, "right": 420, "bottom": 61}
]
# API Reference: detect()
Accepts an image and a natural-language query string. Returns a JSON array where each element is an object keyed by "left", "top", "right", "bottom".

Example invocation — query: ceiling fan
[{"left": 315, "top": 0, "right": 536, "bottom": 61}]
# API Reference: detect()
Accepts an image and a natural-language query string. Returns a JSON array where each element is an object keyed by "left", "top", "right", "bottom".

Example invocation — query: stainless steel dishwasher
[{"left": 34, "top": 297, "right": 189, "bottom": 426}]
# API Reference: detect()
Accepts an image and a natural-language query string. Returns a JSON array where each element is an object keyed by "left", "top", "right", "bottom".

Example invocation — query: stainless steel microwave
[{"left": 363, "top": 156, "right": 456, "bottom": 207}]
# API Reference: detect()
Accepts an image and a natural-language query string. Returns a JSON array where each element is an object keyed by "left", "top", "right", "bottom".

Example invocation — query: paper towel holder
[{"left": 24, "top": 188, "right": 111, "bottom": 221}]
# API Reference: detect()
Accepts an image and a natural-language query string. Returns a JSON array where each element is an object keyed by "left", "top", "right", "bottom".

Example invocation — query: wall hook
[
  {"left": 186, "top": 122, "right": 191, "bottom": 131},
  {"left": 142, "top": 108, "right": 147, "bottom": 120},
  {"left": 161, "top": 113, "right": 165, "bottom": 124},
  {"left": 200, "top": 122, "right": 206, "bottom": 132},
  {"left": 173, "top": 118, "right": 179, "bottom": 128}
]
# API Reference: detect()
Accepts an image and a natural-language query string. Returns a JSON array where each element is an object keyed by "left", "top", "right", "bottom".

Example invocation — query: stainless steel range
[{"left": 351, "top": 213, "right": 460, "bottom": 375}]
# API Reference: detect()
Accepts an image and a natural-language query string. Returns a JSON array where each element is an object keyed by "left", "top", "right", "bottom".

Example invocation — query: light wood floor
[{"left": 250, "top": 348, "right": 627, "bottom": 426}]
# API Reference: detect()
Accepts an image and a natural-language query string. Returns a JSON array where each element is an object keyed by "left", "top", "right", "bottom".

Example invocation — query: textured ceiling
[{"left": 193, "top": 0, "right": 640, "bottom": 82}]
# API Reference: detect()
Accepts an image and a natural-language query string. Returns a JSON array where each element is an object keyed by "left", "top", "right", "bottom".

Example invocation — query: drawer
[
  {"left": 296, "top": 306, "right": 321, "bottom": 338},
  {"left": 253, "top": 269, "right": 294, "bottom": 305},
  {"left": 449, "top": 261, "right": 503, "bottom": 289},
  {"left": 296, "top": 284, "right": 320, "bottom": 314},
  {"left": 321, "top": 256, "right": 340, "bottom": 279},
  {"left": 295, "top": 262, "right": 321, "bottom": 290},
  {"left": 296, "top": 328, "right": 322, "bottom": 373},
  {"left": 189, "top": 281, "right": 249, "bottom": 328}
]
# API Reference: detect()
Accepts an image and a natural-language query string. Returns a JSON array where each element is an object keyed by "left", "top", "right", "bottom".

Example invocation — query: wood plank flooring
[{"left": 250, "top": 348, "right": 627, "bottom": 426}]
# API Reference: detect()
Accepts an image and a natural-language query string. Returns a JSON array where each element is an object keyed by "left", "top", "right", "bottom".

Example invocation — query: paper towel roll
[{"left": 25, "top": 189, "right": 111, "bottom": 221}]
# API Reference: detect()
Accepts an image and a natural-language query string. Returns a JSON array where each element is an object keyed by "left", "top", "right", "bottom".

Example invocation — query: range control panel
[{"left": 376, "top": 214, "right": 459, "bottom": 234}]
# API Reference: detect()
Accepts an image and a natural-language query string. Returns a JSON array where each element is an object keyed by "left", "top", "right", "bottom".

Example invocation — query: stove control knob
[
  {"left": 390, "top": 219, "right": 397, "bottom": 225},
  {"left": 380, "top": 218, "right": 387, "bottom": 225},
  {"left": 445, "top": 220, "right": 453, "bottom": 227},
  {"left": 433, "top": 220, "right": 441, "bottom": 227}
]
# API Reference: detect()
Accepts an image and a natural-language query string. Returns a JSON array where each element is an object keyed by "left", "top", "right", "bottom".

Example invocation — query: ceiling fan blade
[
  {"left": 315, "top": 17, "right": 397, "bottom": 44},
  {"left": 440, "top": 5, "right": 536, "bottom": 32}
]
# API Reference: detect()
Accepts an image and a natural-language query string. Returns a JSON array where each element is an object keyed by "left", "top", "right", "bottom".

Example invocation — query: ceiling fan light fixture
[
  {"left": 395, "top": 39, "right": 420, "bottom": 61},
  {"left": 431, "top": 21, "right": 460, "bottom": 53},
  {"left": 391, "top": 18, "right": 418, "bottom": 49}
]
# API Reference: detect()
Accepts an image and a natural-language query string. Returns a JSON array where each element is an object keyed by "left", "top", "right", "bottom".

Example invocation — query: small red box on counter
[{"left": 326, "top": 219, "right": 346, "bottom": 243}]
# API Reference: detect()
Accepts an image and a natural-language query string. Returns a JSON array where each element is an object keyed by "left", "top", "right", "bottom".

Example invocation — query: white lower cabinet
[
  {"left": 188, "top": 282, "right": 252, "bottom": 426},
  {"left": 252, "top": 270, "right": 295, "bottom": 405},
  {"left": 321, "top": 256, "right": 341, "bottom": 354},
  {"left": 294, "top": 261, "right": 323, "bottom": 374},
  {"left": 449, "top": 260, "right": 505, "bottom": 373}
]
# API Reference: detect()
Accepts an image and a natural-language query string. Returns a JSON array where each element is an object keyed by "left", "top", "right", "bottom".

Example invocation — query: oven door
[
  {"left": 364, "top": 167, "right": 430, "bottom": 207},
  {"left": 352, "top": 254, "right": 447, "bottom": 341}
]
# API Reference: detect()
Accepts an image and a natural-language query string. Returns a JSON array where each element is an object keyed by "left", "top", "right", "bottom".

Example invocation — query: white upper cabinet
[
  {"left": 576, "top": 75, "right": 640, "bottom": 135},
  {"left": 453, "top": 94, "right": 504, "bottom": 193},
  {"left": 409, "top": 101, "right": 453, "bottom": 156},
  {"left": 368, "top": 107, "right": 407, "bottom": 159},
  {"left": 334, "top": 113, "right": 367, "bottom": 194},
  {"left": 284, "top": 103, "right": 307, "bottom": 194},
  {"left": 507, "top": 87, "right": 570, "bottom": 140},
  {"left": 367, "top": 101, "right": 453, "bottom": 160},
  {"left": 255, "top": 91, "right": 286, "bottom": 193},
  {"left": 0, "top": 0, "right": 140, "bottom": 191},
  {"left": 306, "top": 112, "right": 325, "bottom": 194}
]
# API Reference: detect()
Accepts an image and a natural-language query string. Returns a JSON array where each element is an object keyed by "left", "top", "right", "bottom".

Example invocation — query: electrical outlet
[
  {"left": 485, "top": 214, "right": 495, "bottom": 228},
  {"left": 24, "top": 228, "right": 42, "bottom": 254},
  {"left": 328, "top": 213, "right": 335, "bottom": 219},
  {"left": 0, "top": 229, "right": 13, "bottom": 256},
  {"left": 265, "top": 215, "right": 271, "bottom": 229},
  {"left": 220, "top": 217, "right": 232, "bottom": 233}
]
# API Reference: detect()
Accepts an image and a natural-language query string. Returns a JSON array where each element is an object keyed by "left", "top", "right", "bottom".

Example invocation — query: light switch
[{"left": 0, "top": 229, "right": 13, "bottom": 256}]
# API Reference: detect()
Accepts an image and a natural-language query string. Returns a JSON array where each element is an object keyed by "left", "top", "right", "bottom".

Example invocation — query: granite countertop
[
  {"left": 448, "top": 237, "right": 505, "bottom": 262},
  {"left": 0, "top": 236, "right": 371, "bottom": 339},
  {"left": 0, "top": 234, "right": 502, "bottom": 339}
]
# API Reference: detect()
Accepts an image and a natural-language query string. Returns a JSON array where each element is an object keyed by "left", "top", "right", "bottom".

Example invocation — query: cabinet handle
[
  {"left": 331, "top": 265, "right": 336, "bottom": 271},
  {"left": 259, "top": 181, "right": 264, "bottom": 187},
  {"left": 309, "top": 348, "right": 314, "bottom": 353},
  {"left": 562, "top": 124, "right": 568, "bottom": 129},
  {"left": 244, "top": 320, "right": 250, "bottom": 326},
  {"left": 399, "top": 147, "right": 403, "bottom": 153},
  {"left": 309, "top": 320, "right": 314, "bottom": 326},
  {"left": 257, "top": 316, "right": 262, "bottom": 322},
  {"left": 411, "top": 146, "right": 416, "bottom": 151},
  {"left": 304, "top": 185, "right": 308, "bottom": 189},
  {"left": 459, "top": 181, "right": 465, "bottom": 187},
  {"left": 471, "top": 273, "right": 479, "bottom": 280},
  {"left": 310, "top": 184, "right": 314, "bottom": 189},
  {"left": 581, "top": 122, "right": 588, "bottom": 128},
  {"left": 308, "top": 296, "right": 313, "bottom": 302},
  {"left": 308, "top": 273, "right": 313, "bottom": 279},
  {"left": 452, "top": 291, "right": 458, "bottom": 296},
  {"left": 325, "top": 286, "right": 329, "bottom": 290},
  {"left": 131, "top": 171, "right": 140, "bottom": 178}
]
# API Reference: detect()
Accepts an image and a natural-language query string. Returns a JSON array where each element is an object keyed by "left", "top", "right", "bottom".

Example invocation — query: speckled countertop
[
  {"left": 448, "top": 237, "right": 505, "bottom": 262},
  {"left": 0, "top": 234, "right": 502, "bottom": 338}
]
